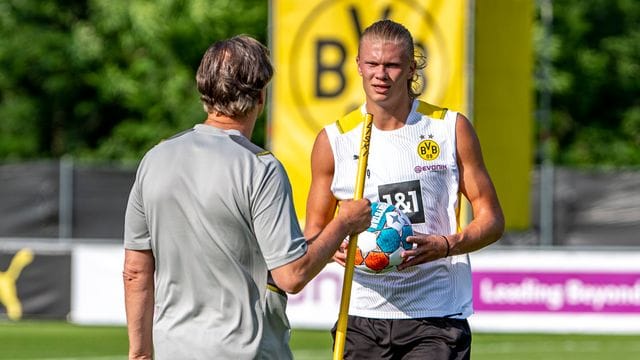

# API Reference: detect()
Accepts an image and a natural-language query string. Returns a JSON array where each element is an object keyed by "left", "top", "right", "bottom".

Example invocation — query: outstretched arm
[{"left": 270, "top": 129, "right": 371, "bottom": 294}]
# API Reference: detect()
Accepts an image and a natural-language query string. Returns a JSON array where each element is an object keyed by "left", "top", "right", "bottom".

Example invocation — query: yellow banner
[
  {"left": 474, "top": 0, "right": 533, "bottom": 229},
  {"left": 269, "top": 0, "right": 468, "bottom": 221}
]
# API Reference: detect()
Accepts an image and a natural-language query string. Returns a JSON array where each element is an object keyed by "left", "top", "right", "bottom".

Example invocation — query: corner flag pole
[{"left": 333, "top": 113, "right": 373, "bottom": 360}]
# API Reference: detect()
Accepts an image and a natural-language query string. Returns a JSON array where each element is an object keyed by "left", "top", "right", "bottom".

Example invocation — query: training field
[{"left": 2, "top": 321, "right": 640, "bottom": 359}]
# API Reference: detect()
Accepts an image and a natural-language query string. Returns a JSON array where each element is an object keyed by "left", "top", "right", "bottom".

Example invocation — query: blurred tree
[
  {"left": 0, "top": 0, "right": 268, "bottom": 163},
  {"left": 1, "top": 1, "right": 638, "bottom": 166},
  {"left": 537, "top": 0, "right": 640, "bottom": 166}
]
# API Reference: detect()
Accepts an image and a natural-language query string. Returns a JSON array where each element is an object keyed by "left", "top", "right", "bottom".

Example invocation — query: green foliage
[
  {"left": 537, "top": 0, "right": 640, "bottom": 166},
  {"left": 0, "top": 0, "right": 268, "bottom": 163},
  {"left": 1, "top": 1, "right": 638, "bottom": 166}
]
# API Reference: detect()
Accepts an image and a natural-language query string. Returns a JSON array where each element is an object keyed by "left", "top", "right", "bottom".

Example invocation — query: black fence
[
  {"left": 1, "top": 160, "right": 639, "bottom": 247},
  {"left": 0, "top": 160, "right": 135, "bottom": 241}
]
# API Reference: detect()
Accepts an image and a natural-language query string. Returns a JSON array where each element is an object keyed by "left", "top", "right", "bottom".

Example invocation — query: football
[{"left": 352, "top": 201, "right": 414, "bottom": 274}]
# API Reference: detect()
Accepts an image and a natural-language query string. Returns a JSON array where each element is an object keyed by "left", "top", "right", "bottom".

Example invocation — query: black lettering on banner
[
  {"left": 378, "top": 180, "right": 425, "bottom": 224},
  {"left": 290, "top": 0, "right": 450, "bottom": 132},
  {"left": 315, "top": 39, "right": 346, "bottom": 98},
  {"left": 348, "top": 5, "right": 393, "bottom": 40},
  {"left": 346, "top": 4, "right": 429, "bottom": 95},
  {"left": 314, "top": 6, "right": 397, "bottom": 99}
]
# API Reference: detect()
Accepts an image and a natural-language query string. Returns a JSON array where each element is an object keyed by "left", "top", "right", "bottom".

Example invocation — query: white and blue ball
[{"left": 353, "top": 202, "right": 413, "bottom": 273}]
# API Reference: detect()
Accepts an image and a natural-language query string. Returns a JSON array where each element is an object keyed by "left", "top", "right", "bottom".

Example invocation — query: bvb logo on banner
[
  {"left": 287, "top": 0, "right": 455, "bottom": 133},
  {"left": 270, "top": 0, "right": 465, "bottom": 219}
]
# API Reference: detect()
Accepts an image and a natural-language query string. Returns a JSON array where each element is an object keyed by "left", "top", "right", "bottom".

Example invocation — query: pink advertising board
[
  {"left": 473, "top": 271, "right": 640, "bottom": 313},
  {"left": 287, "top": 249, "right": 640, "bottom": 333}
]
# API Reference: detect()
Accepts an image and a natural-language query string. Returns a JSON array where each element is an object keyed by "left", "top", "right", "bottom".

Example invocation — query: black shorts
[{"left": 331, "top": 316, "right": 471, "bottom": 360}]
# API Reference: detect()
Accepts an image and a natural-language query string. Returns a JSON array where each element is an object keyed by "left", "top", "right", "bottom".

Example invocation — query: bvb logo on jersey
[{"left": 417, "top": 139, "right": 440, "bottom": 160}]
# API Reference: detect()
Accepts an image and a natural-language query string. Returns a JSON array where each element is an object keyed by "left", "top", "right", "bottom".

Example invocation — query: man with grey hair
[{"left": 123, "top": 35, "right": 371, "bottom": 360}]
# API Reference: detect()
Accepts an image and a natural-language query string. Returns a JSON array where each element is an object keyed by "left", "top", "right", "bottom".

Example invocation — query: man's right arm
[
  {"left": 270, "top": 130, "right": 370, "bottom": 294},
  {"left": 304, "top": 129, "right": 339, "bottom": 241},
  {"left": 123, "top": 249, "right": 155, "bottom": 360}
]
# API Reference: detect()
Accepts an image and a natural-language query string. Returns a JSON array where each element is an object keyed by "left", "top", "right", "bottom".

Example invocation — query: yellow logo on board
[
  {"left": 286, "top": 0, "right": 452, "bottom": 132},
  {"left": 0, "top": 248, "right": 34, "bottom": 320},
  {"left": 417, "top": 139, "right": 440, "bottom": 160}
]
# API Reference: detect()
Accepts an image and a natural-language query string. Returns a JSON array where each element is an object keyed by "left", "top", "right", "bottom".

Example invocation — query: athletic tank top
[{"left": 325, "top": 99, "right": 473, "bottom": 319}]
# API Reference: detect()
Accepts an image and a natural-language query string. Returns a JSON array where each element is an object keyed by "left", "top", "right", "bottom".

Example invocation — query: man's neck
[
  {"left": 365, "top": 96, "right": 414, "bottom": 130},
  {"left": 203, "top": 112, "right": 255, "bottom": 139}
]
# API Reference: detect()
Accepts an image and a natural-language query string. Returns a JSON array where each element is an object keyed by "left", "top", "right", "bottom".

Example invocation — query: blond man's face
[{"left": 357, "top": 38, "right": 415, "bottom": 106}]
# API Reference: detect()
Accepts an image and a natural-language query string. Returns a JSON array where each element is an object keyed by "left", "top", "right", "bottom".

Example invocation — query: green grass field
[{"left": 2, "top": 321, "right": 640, "bottom": 359}]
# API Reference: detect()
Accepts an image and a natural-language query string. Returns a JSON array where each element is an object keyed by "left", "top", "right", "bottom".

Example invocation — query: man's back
[
  {"left": 125, "top": 124, "right": 306, "bottom": 359},
  {"left": 123, "top": 34, "right": 372, "bottom": 360}
]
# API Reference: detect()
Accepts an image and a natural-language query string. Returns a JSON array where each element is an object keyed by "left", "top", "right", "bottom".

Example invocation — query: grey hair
[
  {"left": 196, "top": 35, "right": 274, "bottom": 117},
  {"left": 360, "top": 19, "right": 426, "bottom": 98}
]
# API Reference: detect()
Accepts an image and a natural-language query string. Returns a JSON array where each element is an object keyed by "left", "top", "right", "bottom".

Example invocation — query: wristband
[{"left": 441, "top": 235, "right": 450, "bottom": 258}]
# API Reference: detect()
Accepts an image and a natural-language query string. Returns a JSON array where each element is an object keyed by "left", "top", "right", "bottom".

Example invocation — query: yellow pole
[{"left": 332, "top": 113, "right": 373, "bottom": 360}]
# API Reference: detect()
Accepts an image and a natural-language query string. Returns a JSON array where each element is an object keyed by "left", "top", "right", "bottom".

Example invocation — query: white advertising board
[
  {"left": 70, "top": 244, "right": 126, "bottom": 325},
  {"left": 70, "top": 245, "right": 640, "bottom": 334}
]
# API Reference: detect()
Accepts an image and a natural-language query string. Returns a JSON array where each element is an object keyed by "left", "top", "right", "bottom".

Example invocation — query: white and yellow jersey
[{"left": 325, "top": 99, "right": 473, "bottom": 319}]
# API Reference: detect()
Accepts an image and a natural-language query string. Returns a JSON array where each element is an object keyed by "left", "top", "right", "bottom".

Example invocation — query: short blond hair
[{"left": 360, "top": 20, "right": 426, "bottom": 98}]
